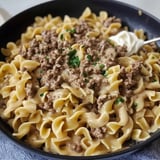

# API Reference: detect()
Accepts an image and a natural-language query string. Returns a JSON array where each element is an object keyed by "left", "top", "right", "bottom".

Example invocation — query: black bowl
[{"left": 0, "top": 0, "right": 160, "bottom": 159}]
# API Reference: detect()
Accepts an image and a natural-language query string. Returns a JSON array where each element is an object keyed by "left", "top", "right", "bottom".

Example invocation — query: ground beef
[
  {"left": 70, "top": 143, "right": 83, "bottom": 153},
  {"left": 119, "top": 62, "right": 142, "bottom": 97},
  {"left": 86, "top": 75, "right": 103, "bottom": 94},
  {"left": 102, "top": 47, "right": 118, "bottom": 67},
  {"left": 40, "top": 70, "right": 63, "bottom": 90},
  {"left": 38, "top": 102, "right": 55, "bottom": 113},
  {"left": 25, "top": 81, "right": 39, "bottom": 98},
  {"left": 75, "top": 20, "right": 92, "bottom": 36},
  {"left": 38, "top": 102, "right": 53, "bottom": 112},
  {"left": 97, "top": 95, "right": 107, "bottom": 109},
  {"left": 19, "top": 19, "right": 129, "bottom": 114},
  {"left": 90, "top": 126, "right": 107, "bottom": 139},
  {"left": 20, "top": 20, "right": 124, "bottom": 93},
  {"left": 68, "top": 135, "right": 83, "bottom": 153},
  {"left": 115, "top": 45, "right": 128, "bottom": 57},
  {"left": 85, "top": 103, "right": 98, "bottom": 113}
]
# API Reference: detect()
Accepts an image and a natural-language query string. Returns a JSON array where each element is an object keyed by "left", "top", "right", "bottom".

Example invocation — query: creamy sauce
[{"left": 109, "top": 31, "right": 144, "bottom": 56}]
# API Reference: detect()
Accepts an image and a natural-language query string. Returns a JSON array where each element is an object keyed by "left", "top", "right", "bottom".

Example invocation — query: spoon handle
[{"left": 144, "top": 37, "right": 160, "bottom": 44}]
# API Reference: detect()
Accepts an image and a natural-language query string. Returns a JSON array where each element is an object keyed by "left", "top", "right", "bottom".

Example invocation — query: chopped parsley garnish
[
  {"left": 68, "top": 49, "right": 80, "bottom": 68},
  {"left": 60, "top": 34, "right": 64, "bottom": 40},
  {"left": 104, "top": 70, "right": 108, "bottom": 77},
  {"left": 101, "top": 70, "right": 106, "bottom": 76},
  {"left": 67, "top": 28, "right": 76, "bottom": 34},
  {"left": 68, "top": 49, "right": 77, "bottom": 57},
  {"left": 153, "top": 79, "right": 157, "bottom": 82},
  {"left": 84, "top": 78, "right": 89, "bottom": 83},
  {"left": 98, "top": 63, "right": 107, "bottom": 76},
  {"left": 87, "top": 54, "right": 92, "bottom": 61},
  {"left": 99, "top": 64, "right": 105, "bottom": 70},
  {"left": 115, "top": 97, "right": 124, "bottom": 104},
  {"left": 40, "top": 93, "right": 44, "bottom": 97}
]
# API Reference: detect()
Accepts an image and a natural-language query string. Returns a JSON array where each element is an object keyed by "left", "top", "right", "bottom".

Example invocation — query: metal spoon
[{"left": 144, "top": 37, "right": 160, "bottom": 44}]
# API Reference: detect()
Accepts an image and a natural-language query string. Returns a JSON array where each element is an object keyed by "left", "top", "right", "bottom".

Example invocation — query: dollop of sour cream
[{"left": 109, "top": 31, "right": 144, "bottom": 56}]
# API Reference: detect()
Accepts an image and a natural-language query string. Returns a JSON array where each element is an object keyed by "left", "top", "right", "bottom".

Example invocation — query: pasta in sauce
[{"left": 0, "top": 8, "right": 160, "bottom": 156}]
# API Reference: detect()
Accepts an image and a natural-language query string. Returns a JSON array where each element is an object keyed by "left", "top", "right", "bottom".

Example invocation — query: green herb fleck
[
  {"left": 67, "top": 28, "right": 76, "bottom": 34},
  {"left": 99, "top": 64, "right": 106, "bottom": 75},
  {"left": 99, "top": 64, "right": 105, "bottom": 70},
  {"left": 152, "top": 78, "right": 157, "bottom": 82},
  {"left": 40, "top": 93, "right": 44, "bottom": 97},
  {"left": 104, "top": 70, "right": 108, "bottom": 77},
  {"left": 84, "top": 78, "right": 89, "bottom": 83},
  {"left": 68, "top": 49, "right": 77, "bottom": 57},
  {"left": 60, "top": 34, "right": 64, "bottom": 40},
  {"left": 115, "top": 97, "right": 124, "bottom": 104},
  {"left": 101, "top": 70, "right": 106, "bottom": 76},
  {"left": 87, "top": 54, "right": 92, "bottom": 61},
  {"left": 68, "top": 49, "right": 80, "bottom": 68},
  {"left": 45, "top": 56, "right": 49, "bottom": 61}
]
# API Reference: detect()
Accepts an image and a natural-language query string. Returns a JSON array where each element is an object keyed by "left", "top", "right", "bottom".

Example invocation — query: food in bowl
[{"left": 0, "top": 7, "right": 160, "bottom": 156}]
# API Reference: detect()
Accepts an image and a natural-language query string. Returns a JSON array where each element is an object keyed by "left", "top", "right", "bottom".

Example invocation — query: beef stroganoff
[{"left": 0, "top": 7, "right": 160, "bottom": 156}]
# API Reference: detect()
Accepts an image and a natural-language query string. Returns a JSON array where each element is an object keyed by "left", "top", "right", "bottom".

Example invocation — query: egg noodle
[{"left": 0, "top": 8, "right": 160, "bottom": 156}]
